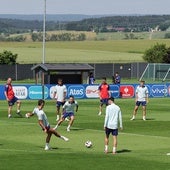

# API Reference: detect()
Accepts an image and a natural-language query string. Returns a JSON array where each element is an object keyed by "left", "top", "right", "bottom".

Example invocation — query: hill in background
[
  {"left": 0, "top": 14, "right": 170, "bottom": 36},
  {"left": 0, "top": 14, "right": 108, "bottom": 22}
]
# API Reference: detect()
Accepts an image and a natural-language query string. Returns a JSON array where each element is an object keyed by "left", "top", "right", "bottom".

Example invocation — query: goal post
[{"left": 140, "top": 63, "right": 170, "bottom": 82}]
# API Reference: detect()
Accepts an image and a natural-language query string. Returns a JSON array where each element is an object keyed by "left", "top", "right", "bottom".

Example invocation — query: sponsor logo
[
  {"left": 120, "top": 85, "right": 134, "bottom": 98},
  {"left": 86, "top": 85, "right": 99, "bottom": 98},
  {"left": 109, "top": 85, "right": 120, "bottom": 98},
  {"left": 49, "top": 86, "right": 57, "bottom": 99},
  {"left": 68, "top": 85, "right": 85, "bottom": 98},
  {"left": 13, "top": 86, "right": 28, "bottom": 99},
  {"left": 29, "top": 86, "right": 48, "bottom": 99},
  {"left": 151, "top": 85, "right": 168, "bottom": 97}
]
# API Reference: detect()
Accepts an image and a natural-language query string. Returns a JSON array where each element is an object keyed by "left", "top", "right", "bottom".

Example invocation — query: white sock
[
  {"left": 45, "top": 143, "right": 49, "bottom": 147},
  {"left": 17, "top": 110, "right": 20, "bottom": 113},
  {"left": 67, "top": 125, "right": 71, "bottom": 129},
  {"left": 53, "top": 124, "right": 58, "bottom": 130},
  {"left": 105, "top": 145, "right": 108, "bottom": 151},
  {"left": 113, "top": 147, "right": 116, "bottom": 153},
  {"left": 60, "top": 136, "right": 69, "bottom": 141}
]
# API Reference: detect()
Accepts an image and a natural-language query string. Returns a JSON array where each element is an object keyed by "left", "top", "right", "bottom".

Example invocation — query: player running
[
  {"left": 54, "top": 95, "right": 78, "bottom": 132},
  {"left": 4, "top": 77, "right": 22, "bottom": 118},
  {"left": 130, "top": 80, "right": 149, "bottom": 121},
  {"left": 25, "top": 99, "right": 69, "bottom": 150}
]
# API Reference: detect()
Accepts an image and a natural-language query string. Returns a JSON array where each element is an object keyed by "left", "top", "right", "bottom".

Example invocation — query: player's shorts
[
  {"left": 8, "top": 96, "right": 19, "bottom": 106},
  {"left": 42, "top": 125, "right": 50, "bottom": 131},
  {"left": 100, "top": 98, "right": 109, "bottom": 106},
  {"left": 56, "top": 101, "right": 65, "bottom": 107},
  {"left": 136, "top": 101, "right": 147, "bottom": 106},
  {"left": 105, "top": 128, "right": 118, "bottom": 137},
  {"left": 62, "top": 112, "right": 74, "bottom": 119}
]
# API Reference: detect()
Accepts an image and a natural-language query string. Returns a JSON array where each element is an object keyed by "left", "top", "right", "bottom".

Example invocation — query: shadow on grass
[
  {"left": 39, "top": 146, "right": 72, "bottom": 151},
  {"left": 117, "top": 149, "right": 131, "bottom": 153},
  {"left": 71, "top": 128, "right": 85, "bottom": 131}
]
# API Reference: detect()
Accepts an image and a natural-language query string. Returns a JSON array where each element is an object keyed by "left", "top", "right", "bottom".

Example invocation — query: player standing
[
  {"left": 54, "top": 95, "right": 78, "bottom": 132},
  {"left": 98, "top": 77, "right": 110, "bottom": 115},
  {"left": 25, "top": 99, "right": 69, "bottom": 150},
  {"left": 4, "top": 77, "right": 22, "bottom": 118},
  {"left": 53, "top": 78, "right": 67, "bottom": 121},
  {"left": 104, "top": 97, "right": 123, "bottom": 154},
  {"left": 130, "top": 80, "right": 149, "bottom": 121}
]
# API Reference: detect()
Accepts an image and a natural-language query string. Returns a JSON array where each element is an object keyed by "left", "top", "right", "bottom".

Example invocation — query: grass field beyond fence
[
  {"left": 1, "top": 39, "right": 170, "bottom": 63},
  {"left": 0, "top": 98, "right": 170, "bottom": 170}
]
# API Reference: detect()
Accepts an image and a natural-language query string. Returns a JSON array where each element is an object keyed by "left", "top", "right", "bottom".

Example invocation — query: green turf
[
  {"left": 0, "top": 98, "right": 170, "bottom": 170},
  {"left": 1, "top": 39, "right": 170, "bottom": 63}
]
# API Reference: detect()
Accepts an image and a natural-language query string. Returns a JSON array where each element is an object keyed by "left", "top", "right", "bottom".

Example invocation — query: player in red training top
[
  {"left": 98, "top": 77, "right": 110, "bottom": 116},
  {"left": 4, "top": 78, "right": 22, "bottom": 118}
]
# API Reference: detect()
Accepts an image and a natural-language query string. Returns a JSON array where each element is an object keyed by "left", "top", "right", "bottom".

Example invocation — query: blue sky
[{"left": 0, "top": 0, "right": 170, "bottom": 15}]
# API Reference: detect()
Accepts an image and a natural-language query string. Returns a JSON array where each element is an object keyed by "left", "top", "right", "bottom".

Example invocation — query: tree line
[
  {"left": 1, "top": 15, "right": 170, "bottom": 35},
  {"left": 66, "top": 15, "right": 170, "bottom": 32}
]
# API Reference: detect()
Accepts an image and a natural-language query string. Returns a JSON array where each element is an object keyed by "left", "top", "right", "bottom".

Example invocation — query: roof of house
[{"left": 31, "top": 63, "right": 94, "bottom": 72}]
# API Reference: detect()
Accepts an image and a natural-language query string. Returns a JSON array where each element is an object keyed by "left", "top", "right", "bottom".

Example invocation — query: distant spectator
[
  {"left": 88, "top": 72, "right": 95, "bottom": 84},
  {"left": 115, "top": 72, "right": 121, "bottom": 84}
]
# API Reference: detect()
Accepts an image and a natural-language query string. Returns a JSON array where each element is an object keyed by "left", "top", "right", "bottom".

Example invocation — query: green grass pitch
[{"left": 0, "top": 98, "right": 170, "bottom": 170}]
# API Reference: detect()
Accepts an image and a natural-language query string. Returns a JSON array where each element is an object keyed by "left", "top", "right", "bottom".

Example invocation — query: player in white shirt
[
  {"left": 54, "top": 95, "right": 78, "bottom": 132},
  {"left": 25, "top": 99, "right": 69, "bottom": 150},
  {"left": 104, "top": 97, "right": 123, "bottom": 154},
  {"left": 53, "top": 78, "right": 67, "bottom": 121},
  {"left": 131, "top": 80, "right": 149, "bottom": 121}
]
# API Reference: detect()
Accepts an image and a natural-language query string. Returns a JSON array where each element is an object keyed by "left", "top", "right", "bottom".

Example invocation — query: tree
[
  {"left": 0, "top": 50, "right": 17, "bottom": 64},
  {"left": 143, "top": 43, "right": 169, "bottom": 63}
]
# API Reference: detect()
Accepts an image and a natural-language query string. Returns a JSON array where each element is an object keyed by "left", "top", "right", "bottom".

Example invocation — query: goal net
[{"left": 140, "top": 63, "right": 170, "bottom": 82}]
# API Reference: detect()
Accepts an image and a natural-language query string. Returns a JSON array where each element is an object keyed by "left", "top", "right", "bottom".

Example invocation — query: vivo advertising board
[{"left": 151, "top": 85, "right": 168, "bottom": 97}]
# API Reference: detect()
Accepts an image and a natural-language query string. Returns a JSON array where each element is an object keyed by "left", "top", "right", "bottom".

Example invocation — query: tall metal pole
[
  {"left": 42, "top": 0, "right": 46, "bottom": 99},
  {"left": 42, "top": 0, "right": 46, "bottom": 64}
]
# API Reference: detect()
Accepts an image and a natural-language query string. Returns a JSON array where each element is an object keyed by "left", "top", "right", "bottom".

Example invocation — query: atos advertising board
[{"left": 67, "top": 85, "right": 85, "bottom": 99}]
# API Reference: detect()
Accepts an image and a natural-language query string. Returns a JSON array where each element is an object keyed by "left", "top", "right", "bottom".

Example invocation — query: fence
[{"left": 0, "top": 63, "right": 147, "bottom": 81}]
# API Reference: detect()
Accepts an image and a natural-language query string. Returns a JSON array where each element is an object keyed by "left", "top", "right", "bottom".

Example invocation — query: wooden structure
[{"left": 31, "top": 63, "right": 94, "bottom": 84}]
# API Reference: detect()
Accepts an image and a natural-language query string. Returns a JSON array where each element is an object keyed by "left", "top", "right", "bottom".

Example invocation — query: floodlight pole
[
  {"left": 42, "top": 0, "right": 46, "bottom": 99},
  {"left": 42, "top": 0, "right": 46, "bottom": 64}
]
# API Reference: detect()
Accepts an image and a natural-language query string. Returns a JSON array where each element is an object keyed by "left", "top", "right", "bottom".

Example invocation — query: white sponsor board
[
  {"left": 86, "top": 85, "right": 99, "bottom": 98},
  {"left": 13, "top": 86, "right": 28, "bottom": 99}
]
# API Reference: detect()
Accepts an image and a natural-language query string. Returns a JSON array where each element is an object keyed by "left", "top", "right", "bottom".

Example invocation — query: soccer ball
[
  {"left": 25, "top": 113, "right": 30, "bottom": 118},
  {"left": 85, "top": 140, "right": 92, "bottom": 148}
]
